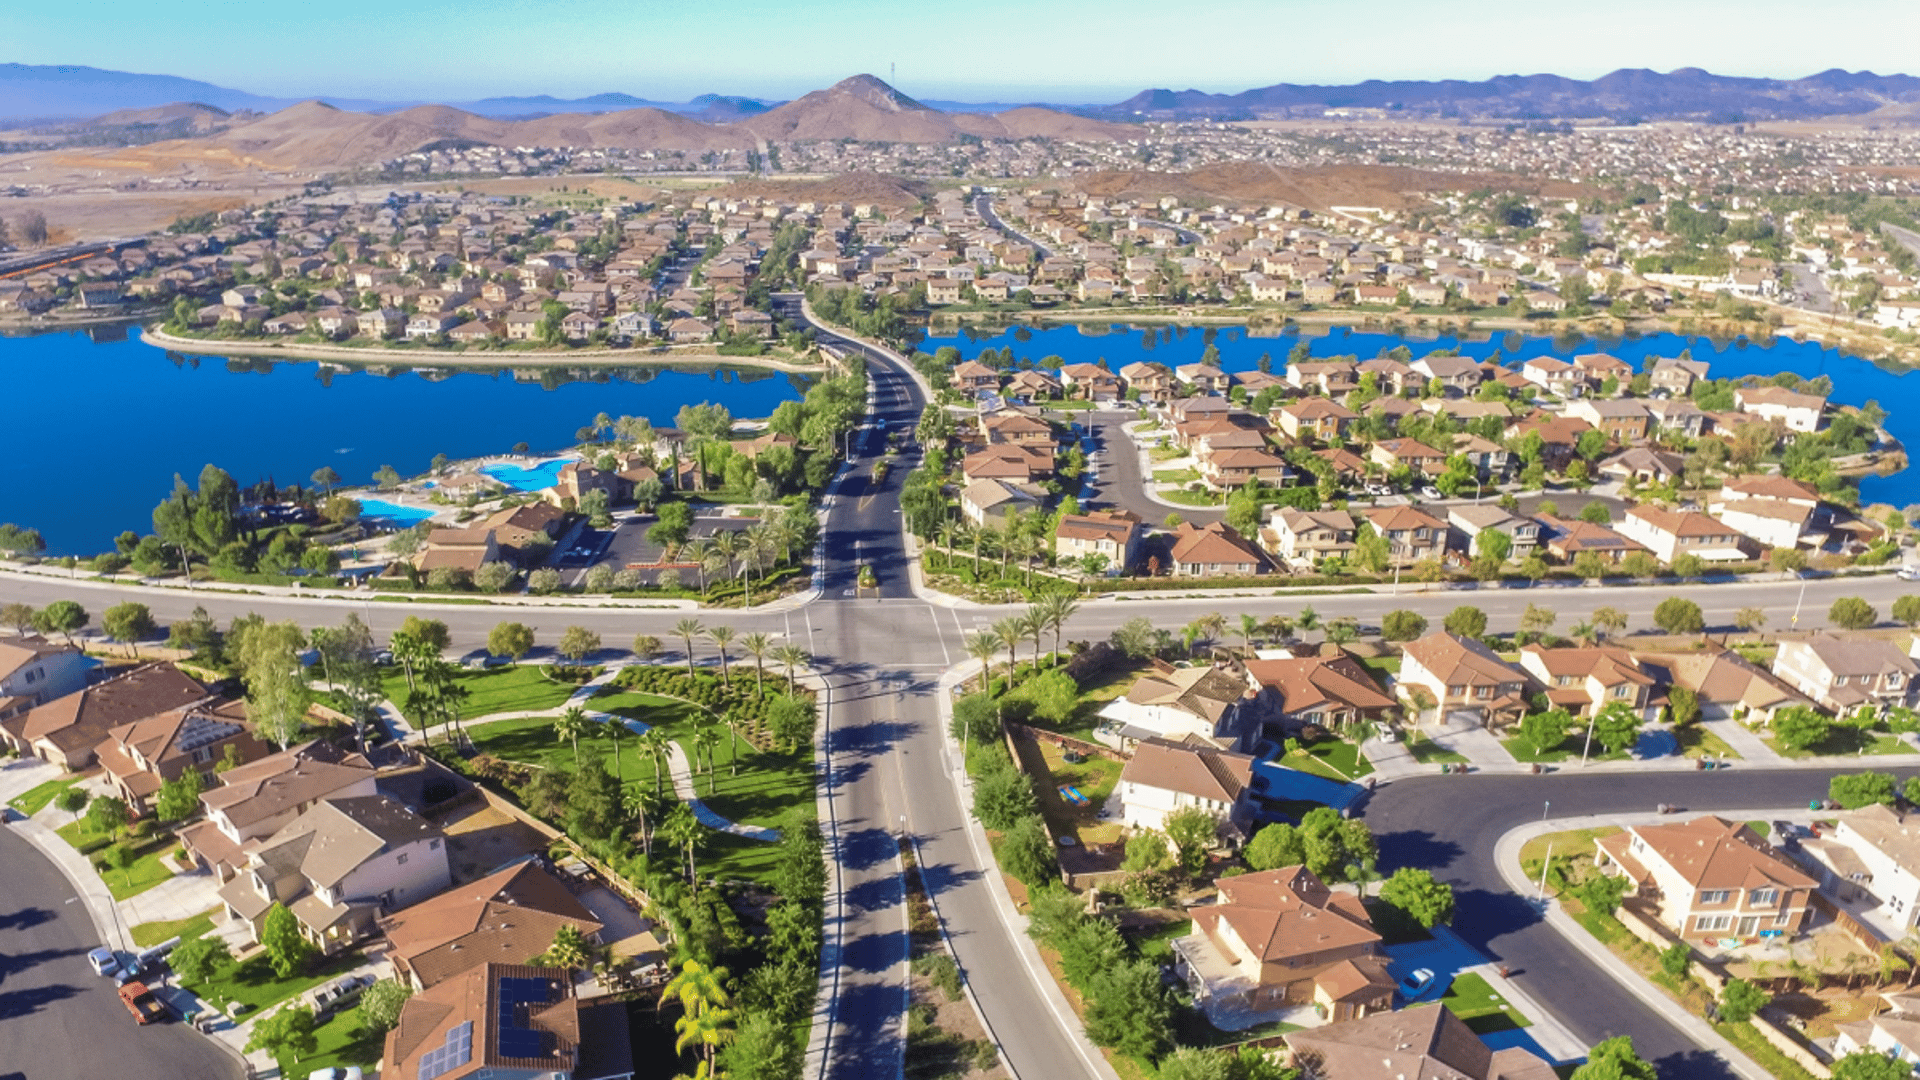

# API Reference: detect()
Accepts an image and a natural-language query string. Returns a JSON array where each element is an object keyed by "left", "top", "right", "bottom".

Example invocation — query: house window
[
  {"left": 1448, "top": 685, "right": 1466, "bottom": 698},
  {"left": 1751, "top": 888, "right": 1777, "bottom": 906},
  {"left": 1775, "top": 912, "right": 1791, "bottom": 926},
  {"left": 1613, "top": 685, "right": 1632, "bottom": 698},
  {"left": 1697, "top": 915, "right": 1732, "bottom": 931},
  {"left": 1700, "top": 890, "right": 1731, "bottom": 904}
]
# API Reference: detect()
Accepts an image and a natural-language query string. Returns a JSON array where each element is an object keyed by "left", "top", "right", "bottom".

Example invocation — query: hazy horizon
[{"left": 11, "top": 0, "right": 1918, "bottom": 105}]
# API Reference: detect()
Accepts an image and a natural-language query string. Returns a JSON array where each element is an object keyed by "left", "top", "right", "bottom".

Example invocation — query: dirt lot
[{"left": 439, "top": 802, "right": 552, "bottom": 883}]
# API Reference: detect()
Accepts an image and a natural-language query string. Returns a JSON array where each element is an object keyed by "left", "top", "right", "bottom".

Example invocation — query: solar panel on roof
[
  {"left": 498, "top": 1029, "right": 546, "bottom": 1059},
  {"left": 417, "top": 1020, "right": 473, "bottom": 1080}
]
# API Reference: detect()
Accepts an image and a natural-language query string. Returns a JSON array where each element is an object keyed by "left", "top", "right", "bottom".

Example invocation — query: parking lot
[{"left": 557, "top": 510, "right": 762, "bottom": 587}]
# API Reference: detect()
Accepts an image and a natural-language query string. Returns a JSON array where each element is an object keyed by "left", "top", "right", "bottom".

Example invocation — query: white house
[
  {"left": 1773, "top": 635, "right": 1918, "bottom": 713},
  {"left": 1734, "top": 386, "right": 1826, "bottom": 433},
  {"left": 0, "top": 637, "right": 93, "bottom": 722},
  {"left": 1096, "top": 662, "right": 1251, "bottom": 750},
  {"left": 1833, "top": 990, "right": 1920, "bottom": 1070},
  {"left": 1615, "top": 505, "right": 1751, "bottom": 564},
  {"left": 1117, "top": 737, "right": 1256, "bottom": 839},
  {"left": 1796, "top": 804, "right": 1920, "bottom": 940}
]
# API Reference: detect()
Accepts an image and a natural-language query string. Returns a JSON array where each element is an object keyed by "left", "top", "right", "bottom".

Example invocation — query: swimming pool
[
  {"left": 478, "top": 457, "right": 577, "bottom": 492},
  {"left": 358, "top": 498, "right": 437, "bottom": 527}
]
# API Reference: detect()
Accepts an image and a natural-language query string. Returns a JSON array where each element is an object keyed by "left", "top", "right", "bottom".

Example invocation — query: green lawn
[
  {"left": 7, "top": 775, "right": 82, "bottom": 817},
  {"left": 1677, "top": 725, "right": 1743, "bottom": 760},
  {"left": 1405, "top": 730, "right": 1467, "bottom": 765},
  {"left": 1047, "top": 399, "right": 1097, "bottom": 411},
  {"left": 275, "top": 1003, "right": 385, "bottom": 1079},
  {"left": 1441, "top": 971, "right": 1532, "bottom": 1035},
  {"left": 1291, "top": 737, "right": 1375, "bottom": 781},
  {"left": 381, "top": 663, "right": 586, "bottom": 721},
  {"left": 1158, "top": 488, "right": 1224, "bottom": 507},
  {"left": 1151, "top": 468, "right": 1199, "bottom": 484},
  {"left": 131, "top": 909, "right": 216, "bottom": 948},
  {"left": 183, "top": 949, "right": 365, "bottom": 1016},
  {"left": 1360, "top": 657, "right": 1401, "bottom": 677},
  {"left": 1125, "top": 919, "right": 1191, "bottom": 963},
  {"left": 54, "top": 820, "right": 177, "bottom": 900},
  {"left": 1765, "top": 724, "right": 1917, "bottom": 759},
  {"left": 1501, "top": 733, "right": 1627, "bottom": 765}
]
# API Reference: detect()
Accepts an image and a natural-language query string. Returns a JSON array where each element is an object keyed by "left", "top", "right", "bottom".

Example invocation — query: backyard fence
[{"left": 1006, "top": 722, "right": 1129, "bottom": 763}]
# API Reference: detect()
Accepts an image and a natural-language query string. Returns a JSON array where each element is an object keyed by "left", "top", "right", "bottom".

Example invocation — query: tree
[
  {"left": 488, "top": 621, "right": 534, "bottom": 660},
  {"left": 1894, "top": 596, "right": 1920, "bottom": 628},
  {"left": 1244, "top": 823, "right": 1305, "bottom": 872},
  {"left": 1833, "top": 1051, "right": 1919, "bottom": 1080},
  {"left": 1830, "top": 597, "right": 1878, "bottom": 631},
  {"left": 558, "top": 625, "right": 601, "bottom": 662},
  {"left": 1578, "top": 501, "right": 1613, "bottom": 525},
  {"left": 261, "top": 902, "right": 316, "bottom": 977},
  {"left": 1830, "top": 771, "right": 1898, "bottom": 809},
  {"left": 539, "top": 923, "right": 596, "bottom": 971},
  {"left": 675, "top": 617, "right": 705, "bottom": 676},
  {"left": 101, "top": 602, "right": 155, "bottom": 643},
  {"left": 170, "top": 936, "right": 231, "bottom": 986},
  {"left": 154, "top": 767, "right": 204, "bottom": 823},
  {"left": 527, "top": 567, "right": 562, "bottom": 594},
  {"left": 1122, "top": 830, "right": 1173, "bottom": 872},
  {"left": 1652, "top": 596, "right": 1704, "bottom": 635},
  {"left": 1519, "top": 603, "right": 1556, "bottom": 639},
  {"left": 1381, "top": 610, "right": 1427, "bottom": 642},
  {"left": 1590, "top": 701, "right": 1643, "bottom": 756},
  {"left": 86, "top": 794, "right": 129, "bottom": 838},
  {"left": 1667, "top": 686, "right": 1701, "bottom": 728},
  {"left": 1772, "top": 706, "right": 1831, "bottom": 752},
  {"left": 36, "top": 599, "right": 87, "bottom": 644},
  {"left": 1516, "top": 709, "right": 1570, "bottom": 755},
  {"left": 359, "top": 978, "right": 413, "bottom": 1033},
  {"left": 1570, "top": 1036, "right": 1656, "bottom": 1080},
  {"left": 972, "top": 752, "right": 1037, "bottom": 831},
  {"left": 1082, "top": 959, "right": 1173, "bottom": 1060},
  {"left": 996, "top": 814, "right": 1057, "bottom": 888},
  {"left": 553, "top": 706, "right": 591, "bottom": 767},
  {"left": 310, "top": 466, "right": 341, "bottom": 494},
  {"left": 475, "top": 561, "right": 517, "bottom": 593},
  {"left": 1165, "top": 805, "right": 1219, "bottom": 874},
  {"left": 1659, "top": 941, "right": 1691, "bottom": 982},
  {"left": 1718, "top": 978, "right": 1771, "bottom": 1024},
  {"left": 399, "top": 616, "right": 450, "bottom": 653},
  {"left": 949, "top": 693, "right": 1000, "bottom": 746},
  {"left": 1443, "top": 606, "right": 1487, "bottom": 639},
  {"left": 768, "top": 693, "right": 816, "bottom": 752},
  {"left": 722, "top": 1010, "right": 803, "bottom": 1080},
  {"left": 1593, "top": 606, "right": 1628, "bottom": 640},
  {"left": 238, "top": 620, "right": 309, "bottom": 749},
  {"left": 1297, "top": 807, "right": 1376, "bottom": 882},
  {"left": 1734, "top": 606, "right": 1768, "bottom": 633},
  {"left": 98, "top": 842, "right": 135, "bottom": 888},
  {"left": 246, "top": 1005, "right": 319, "bottom": 1065},
  {"left": 1018, "top": 668, "right": 1079, "bottom": 725},
  {"left": 1379, "top": 867, "right": 1455, "bottom": 928},
  {"left": 1476, "top": 528, "right": 1512, "bottom": 565}
]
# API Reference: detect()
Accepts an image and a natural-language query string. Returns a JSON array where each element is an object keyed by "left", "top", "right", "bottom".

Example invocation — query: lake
[
  {"left": 0, "top": 325, "right": 812, "bottom": 555},
  {"left": 921, "top": 322, "right": 1920, "bottom": 508}
]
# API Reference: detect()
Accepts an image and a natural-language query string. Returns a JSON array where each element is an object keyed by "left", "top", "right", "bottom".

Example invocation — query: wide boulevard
[{"left": 0, "top": 303, "right": 1900, "bottom": 1080}]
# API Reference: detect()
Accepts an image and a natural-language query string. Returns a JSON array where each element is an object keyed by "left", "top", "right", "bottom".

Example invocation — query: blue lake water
[
  {"left": 0, "top": 325, "right": 813, "bottom": 554},
  {"left": 922, "top": 322, "right": 1920, "bottom": 507}
]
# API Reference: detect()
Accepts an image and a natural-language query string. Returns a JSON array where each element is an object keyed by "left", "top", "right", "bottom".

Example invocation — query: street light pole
[{"left": 1581, "top": 710, "right": 1599, "bottom": 764}]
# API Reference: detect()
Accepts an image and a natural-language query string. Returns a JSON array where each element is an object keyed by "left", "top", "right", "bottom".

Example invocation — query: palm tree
[
  {"left": 706, "top": 626, "right": 736, "bottom": 689},
  {"left": 772, "top": 644, "right": 809, "bottom": 695},
  {"left": 1298, "top": 606, "right": 1321, "bottom": 633},
  {"left": 661, "top": 803, "right": 705, "bottom": 885},
  {"left": 723, "top": 709, "right": 753, "bottom": 775},
  {"left": 639, "top": 728, "right": 672, "bottom": 797},
  {"left": 675, "top": 1005, "right": 735, "bottom": 1072},
  {"left": 541, "top": 923, "right": 594, "bottom": 971},
  {"left": 623, "top": 787, "right": 656, "bottom": 858},
  {"left": 597, "top": 714, "right": 628, "bottom": 785},
  {"left": 1239, "top": 613, "right": 1262, "bottom": 652},
  {"left": 664, "top": 960, "right": 734, "bottom": 1072},
  {"left": 674, "top": 618, "right": 705, "bottom": 677},
  {"left": 1570, "top": 620, "right": 1598, "bottom": 646},
  {"left": 710, "top": 530, "right": 743, "bottom": 583},
  {"left": 992, "top": 617, "right": 1027, "bottom": 678},
  {"left": 739, "top": 632, "right": 772, "bottom": 697},
  {"left": 554, "top": 706, "right": 590, "bottom": 767},
  {"left": 964, "top": 632, "right": 999, "bottom": 693},
  {"left": 1037, "top": 592, "right": 1080, "bottom": 665},
  {"left": 1195, "top": 612, "right": 1227, "bottom": 650},
  {"left": 693, "top": 722, "right": 723, "bottom": 794},
  {"left": 1012, "top": 533, "right": 1042, "bottom": 588},
  {"left": 1021, "top": 607, "right": 1047, "bottom": 667}
]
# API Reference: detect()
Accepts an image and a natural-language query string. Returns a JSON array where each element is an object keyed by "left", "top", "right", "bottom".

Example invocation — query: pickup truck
[{"left": 119, "top": 981, "right": 167, "bottom": 1025}]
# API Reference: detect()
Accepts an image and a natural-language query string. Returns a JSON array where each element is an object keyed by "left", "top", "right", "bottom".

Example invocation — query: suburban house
[
  {"left": 1283, "top": 1004, "right": 1557, "bottom": 1080},
  {"left": 1118, "top": 362, "right": 1175, "bottom": 403},
  {"left": 950, "top": 360, "right": 1001, "bottom": 394},
  {"left": 1273, "top": 398, "right": 1357, "bottom": 443},
  {"left": 1635, "top": 646, "right": 1809, "bottom": 724},
  {"left": 1176, "top": 362, "right": 1230, "bottom": 394},
  {"left": 1595, "top": 816, "right": 1815, "bottom": 942},
  {"left": 1521, "top": 356, "right": 1587, "bottom": 397},
  {"left": 381, "top": 861, "right": 605, "bottom": 990},
  {"left": 1398, "top": 631, "right": 1530, "bottom": 728},
  {"left": 180, "top": 741, "right": 380, "bottom": 881},
  {"left": 1772, "top": 635, "right": 1918, "bottom": 713},
  {"left": 1097, "top": 661, "right": 1252, "bottom": 748},
  {"left": 1794, "top": 804, "right": 1920, "bottom": 940},
  {"left": 1709, "top": 475, "right": 1822, "bottom": 550},
  {"left": 1368, "top": 437, "right": 1448, "bottom": 477},
  {"left": 1411, "top": 354, "right": 1483, "bottom": 395},
  {"left": 1168, "top": 521, "right": 1265, "bottom": 577},
  {"left": 1535, "top": 514, "right": 1647, "bottom": 564},
  {"left": 1197, "top": 445, "right": 1291, "bottom": 490},
  {"left": 1174, "top": 866, "right": 1395, "bottom": 1027},
  {"left": 1649, "top": 357, "right": 1711, "bottom": 395},
  {"left": 0, "top": 662, "right": 211, "bottom": 769},
  {"left": 1360, "top": 505, "right": 1446, "bottom": 566},
  {"left": 384, "top": 962, "right": 634, "bottom": 1080},
  {"left": 1004, "top": 368, "right": 1060, "bottom": 402},
  {"left": 1734, "top": 385, "right": 1826, "bottom": 432},
  {"left": 1566, "top": 398, "right": 1651, "bottom": 442},
  {"left": 1262, "top": 509, "right": 1356, "bottom": 570},
  {"left": 959, "top": 477, "right": 1042, "bottom": 527},
  {"left": 1832, "top": 990, "right": 1920, "bottom": 1074},
  {"left": 1598, "top": 447, "right": 1686, "bottom": 485},
  {"left": 94, "top": 696, "right": 270, "bottom": 814},
  {"left": 1517, "top": 645, "right": 1660, "bottom": 720},
  {"left": 1615, "top": 505, "right": 1752, "bottom": 564},
  {"left": 961, "top": 444, "right": 1053, "bottom": 485},
  {"left": 1117, "top": 736, "right": 1257, "bottom": 837},
  {"left": 216, "top": 794, "right": 451, "bottom": 954},
  {"left": 0, "top": 636, "right": 91, "bottom": 725},
  {"left": 1059, "top": 362, "right": 1122, "bottom": 401},
  {"left": 1053, "top": 511, "right": 1142, "bottom": 570},
  {"left": 413, "top": 527, "right": 504, "bottom": 578},
  {"left": 1242, "top": 654, "right": 1396, "bottom": 734},
  {"left": 1446, "top": 505, "right": 1539, "bottom": 561}
]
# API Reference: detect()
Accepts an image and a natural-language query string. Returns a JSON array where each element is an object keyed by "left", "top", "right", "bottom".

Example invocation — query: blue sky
[{"left": 11, "top": 0, "right": 1919, "bottom": 103}]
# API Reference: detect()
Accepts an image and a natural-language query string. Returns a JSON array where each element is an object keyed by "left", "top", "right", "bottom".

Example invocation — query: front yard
[
  {"left": 55, "top": 819, "right": 176, "bottom": 900},
  {"left": 1405, "top": 729, "right": 1467, "bottom": 765},
  {"left": 1282, "top": 735, "right": 1375, "bottom": 781},
  {"left": 182, "top": 947, "right": 366, "bottom": 1017},
  {"left": 1441, "top": 971, "right": 1532, "bottom": 1035},
  {"left": 7, "top": 775, "right": 82, "bottom": 817},
  {"left": 275, "top": 1002, "right": 385, "bottom": 1079},
  {"left": 1765, "top": 721, "right": 1917, "bottom": 760}
]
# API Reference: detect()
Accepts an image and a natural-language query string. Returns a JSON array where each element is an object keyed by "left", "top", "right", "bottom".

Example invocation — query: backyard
[
  {"left": 381, "top": 662, "right": 587, "bottom": 721},
  {"left": 1011, "top": 731, "right": 1124, "bottom": 848}
]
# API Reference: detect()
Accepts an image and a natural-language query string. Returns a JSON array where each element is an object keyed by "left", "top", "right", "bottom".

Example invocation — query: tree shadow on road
[
  {"left": 0, "top": 982, "right": 79, "bottom": 1020},
  {"left": 0, "top": 906, "right": 55, "bottom": 933},
  {"left": 838, "top": 826, "right": 899, "bottom": 872},
  {"left": 1375, "top": 828, "right": 1466, "bottom": 873}
]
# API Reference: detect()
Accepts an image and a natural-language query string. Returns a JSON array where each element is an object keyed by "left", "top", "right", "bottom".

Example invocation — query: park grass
[
  {"left": 55, "top": 819, "right": 175, "bottom": 900},
  {"left": 381, "top": 663, "right": 584, "bottom": 721},
  {"left": 8, "top": 775, "right": 82, "bottom": 817},
  {"left": 275, "top": 1003, "right": 385, "bottom": 1079},
  {"left": 1158, "top": 488, "right": 1225, "bottom": 507},
  {"left": 1441, "top": 971, "right": 1531, "bottom": 1034},
  {"left": 184, "top": 949, "right": 364, "bottom": 1015},
  {"left": 131, "top": 908, "right": 217, "bottom": 948}
]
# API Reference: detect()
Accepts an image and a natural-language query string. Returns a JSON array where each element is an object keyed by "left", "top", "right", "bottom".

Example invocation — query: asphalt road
[
  {"left": 1076, "top": 410, "right": 1223, "bottom": 527},
  {"left": 0, "top": 818, "right": 241, "bottom": 1080},
  {"left": 974, "top": 194, "right": 1053, "bottom": 261},
  {"left": 1366, "top": 767, "right": 1883, "bottom": 1080}
]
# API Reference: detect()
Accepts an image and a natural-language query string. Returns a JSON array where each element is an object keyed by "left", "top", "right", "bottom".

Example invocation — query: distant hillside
[
  {"left": 737, "top": 75, "right": 1126, "bottom": 143},
  {"left": 0, "top": 62, "right": 288, "bottom": 119},
  {"left": 1094, "top": 67, "right": 1920, "bottom": 122},
  {"left": 1070, "top": 161, "right": 1588, "bottom": 213}
]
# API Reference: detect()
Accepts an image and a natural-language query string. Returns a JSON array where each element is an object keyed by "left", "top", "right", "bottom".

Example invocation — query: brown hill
[
  {"left": 512, "top": 107, "right": 750, "bottom": 153},
  {"left": 739, "top": 74, "right": 1125, "bottom": 144},
  {"left": 92, "top": 101, "right": 230, "bottom": 129},
  {"left": 1073, "top": 161, "right": 1588, "bottom": 213},
  {"left": 951, "top": 107, "right": 1130, "bottom": 141}
]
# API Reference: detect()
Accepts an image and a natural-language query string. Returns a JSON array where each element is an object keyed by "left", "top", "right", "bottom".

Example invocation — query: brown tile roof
[
  {"left": 1622, "top": 815, "right": 1816, "bottom": 892},
  {"left": 1639, "top": 646, "right": 1806, "bottom": 712},
  {"left": 1626, "top": 504, "right": 1736, "bottom": 539},
  {"left": 1724, "top": 474, "right": 1821, "bottom": 502},
  {"left": 382, "top": 861, "right": 603, "bottom": 989},
  {"left": 199, "top": 740, "right": 376, "bottom": 828},
  {"left": 1402, "top": 632, "right": 1526, "bottom": 688},
  {"left": 386, "top": 963, "right": 579, "bottom": 1080},
  {"left": 1243, "top": 655, "right": 1394, "bottom": 717},
  {"left": 1120, "top": 736, "right": 1254, "bottom": 803},
  {"left": 1284, "top": 1003, "right": 1554, "bottom": 1080},
  {"left": 1055, "top": 511, "right": 1139, "bottom": 544},
  {"left": 2, "top": 663, "right": 211, "bottom": 753},
  {"left": 1169, "top": 522, "right": 1264, "bottom": 569},
  {"left": 1192, "top": 866, "right": 1379, "bottom": 967}
]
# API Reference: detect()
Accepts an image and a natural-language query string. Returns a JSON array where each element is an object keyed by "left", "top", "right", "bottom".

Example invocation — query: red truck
[{"left": 118, "top": 981, "right": 166, "bottom": 1025}]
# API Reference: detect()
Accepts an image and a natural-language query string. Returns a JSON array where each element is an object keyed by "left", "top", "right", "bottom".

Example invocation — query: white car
[
  {"left": 308, "top": 1069, "right": 364, "bottom": 1080},
  {"left": 1400, "top": 968, "right": 1436, "bottom": 996},
  {"left": 1898, "top": 567, "right": 1920, "bottom": 582},
  {"left": 1420, "top": 486, "right": 1444, "bottom": 501},
  {"left": 87, "top": 946, "right": 119, "bottom": 978}
]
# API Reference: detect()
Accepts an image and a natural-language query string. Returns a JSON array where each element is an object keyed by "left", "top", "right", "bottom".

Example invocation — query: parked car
[
  {"left": 1899, "top": 567, "right": 1920, "bottom": 582},
  {"left": 1399, "top": 968, "right": 1436, "bottom": 996},
  {"left": 87, "top": 946, "right": 119, "bottom": 978},
  {"left": 119, "top": 981, "right": 167, "bottom": 1025},
  {"left": 308, "top": 973, "right": 376, "bottom": 1016},
  {"left": 1420, "top": 486, "right": 1444, "bottom": 501},
  {"left": 308, "top": 1070, "right": 364, "bottom": 1080}
]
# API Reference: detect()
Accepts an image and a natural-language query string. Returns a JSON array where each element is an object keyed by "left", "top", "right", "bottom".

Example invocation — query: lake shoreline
[{"left": 140, "top": 325, "right": 832, "bottom": 373}]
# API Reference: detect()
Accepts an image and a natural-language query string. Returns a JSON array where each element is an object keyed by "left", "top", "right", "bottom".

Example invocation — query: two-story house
[
  {"left": 1832, "top": 990, "right": 1920, "bottom": 1074},
  {"left": 384, "top": 962, "right": 634, "bottom": 1080},
  {"left": 1117, "top": 736, "right": 1257, "bottom": 838},
  {"left": 1398, "top": 631, "right": 1530, "bottom": 728},
  {"left": 1175, "top": 363, "right": 1230, "bottom": 395},
  {"left": 1596, "top": 816, "right": 1814, "bottom": 941},
  {"left": 1634, "top": 645, "right": 1809, "bottom": 725},
  {"left": 1446, "top": 505, "right": 1540, "bottom": 561},
  {"left": 1242, "top": 654, "right": 1396, "bottom": 738},
  {"left": 1360, "top": 505, "right": 1446, "bottom": 566},
  {"left": 1117, "top": 361, "right": 1174, "bottom": 403},
  {"left": 381, "top": 861, "right": 606, "bottom": 990},
  {"left": 94, "top": 697, "right": 271, "bottom": 814},
  {"left": 1054, "top": 511, "right": 1142, "bottom": 570},
  {"left": 1174, "top": 866, "right": 1395, "bottom": 1028},
  {"left": 217, "top": 794, "right": 451, "bottom": 954},
  {"left": 950, "top": 360, "right": 1002, "bottom": 395},
  {"left": 1517, "top": 646, "right": 1659, "bottom": 721},
  {"left": 180, "top": 741, "right": 379, "bottom": 881},
  {"left": 1197, "top": 445, "right": 1291, "bottom": 490},
  {"left": 0, "top": 636, "right": 91, "bottom": 726},
  {"left": 1615, "top": 505, "right": 1752, "bottom": 564},
  {"left": 1285, "top": 1005, "right": 1557, "bottom": 1080},
  {"left": 1272, "top": 398, "right": 1357, "bottom": 443},
  {"left": 1773, "top": 635, "right": 1918, "bottom": 713},
  {"left": 1168, "top": 521, "right": 1266, "bottom": 577},
  {"left": 1262, "top": 509, "right": 1356, "bottom": 570},
  {"left": 1097, "top": 660, "right": 1252, "bottom": 749},
  {"left": 1, "top": 662, "right": 211, "bottom": 769},
  {"left": 1535, "top": 514, "right": 1648, "bottom": 565},
  {"left": 1734, "top": 385, "right": 1826, "bottom": 433},
  {"left": 1649, "top": 356, "right": 1711, "bottom": 396},
  {"left": 1566, "top": 398, "right": 1651, "bottom": 443},
  {"left": 1795, "top": 804, "right": 1920, "bottom": 940},
  {"left": 1368, "top": 437, "right": 1448, "bottom": 477}
]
